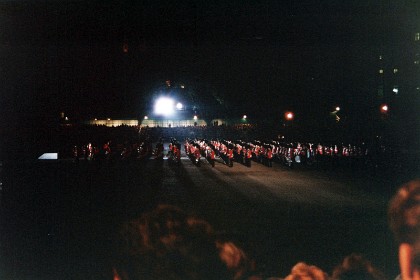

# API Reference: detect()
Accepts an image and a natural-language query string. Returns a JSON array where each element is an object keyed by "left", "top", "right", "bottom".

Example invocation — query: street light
[
  {"left": 380, "top": 104, "right": 389, "bottom": 113},
  {"left": 285, "top": 112, "right": 294, "bottom": 121},
  {"left": 284, "top": 111, "right": 294, "bottom": 142},
  {"left": 331, "top": 106, "right": 341, "bottom": 122}
]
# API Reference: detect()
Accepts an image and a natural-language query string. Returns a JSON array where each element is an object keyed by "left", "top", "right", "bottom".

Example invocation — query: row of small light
[
  {"left": 142, "top": 104, "right": 389, "bottom": 122},
  {"left": 144, "top": 115, "right": 198, "bottom": 120},
  {"left": 97, "top": 104, "right": 387, "bottom": 123}
]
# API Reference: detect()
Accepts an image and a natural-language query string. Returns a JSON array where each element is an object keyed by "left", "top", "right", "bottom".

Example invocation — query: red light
[{"left": 285, "top": 112, "right": 294, "bottom": 120}]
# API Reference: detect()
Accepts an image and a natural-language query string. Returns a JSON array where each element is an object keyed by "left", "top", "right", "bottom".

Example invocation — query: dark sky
[{"left": 0, "top": 0, "right": 418, "bottom": 125}]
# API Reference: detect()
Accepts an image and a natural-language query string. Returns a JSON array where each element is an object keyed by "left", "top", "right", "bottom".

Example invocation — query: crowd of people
[
  {"left": 111, "top": 203, "right": 385, "bottom": 280},
  {"left": 110, "top": 178, "right": 420, "bottom": 280}
]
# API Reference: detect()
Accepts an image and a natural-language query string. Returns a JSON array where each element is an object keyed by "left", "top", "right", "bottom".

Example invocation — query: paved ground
[{"left": 0, "top": 144, "right": 413, "bottom": 279}]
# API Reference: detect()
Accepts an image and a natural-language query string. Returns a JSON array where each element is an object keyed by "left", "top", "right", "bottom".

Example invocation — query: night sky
[{"left": 0, "top": 1, "right": 418, "bottom": 127}]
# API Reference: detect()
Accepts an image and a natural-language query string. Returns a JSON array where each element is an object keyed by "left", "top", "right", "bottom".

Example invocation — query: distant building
[
  {"left": 376, "top": 31, "right": 420, "bottom": 103},
  {"left": 85, "top": 119, "right": 138, "bottom": 127},
  {"left": 140, "top": 118, "right": 206, "bottom": 128},
  {"left": 373, "top": 8, "right": 420, "bottom": 144}
]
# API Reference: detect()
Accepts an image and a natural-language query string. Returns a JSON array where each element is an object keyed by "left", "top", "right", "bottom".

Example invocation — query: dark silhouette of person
[
  {"left": 112, "top": 204, "right": 260, "bottom": 280},
  {"left": 388, "top": 179, "right": 420, "bottom": 280},
  {"left": 283, "top": 262, "right": 329, "bottom": 280},
  {"left": 331, "top": 253, "right": 387, "bottom": 280}
]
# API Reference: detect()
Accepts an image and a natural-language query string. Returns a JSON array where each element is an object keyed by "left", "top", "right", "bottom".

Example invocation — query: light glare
[
  {"left": 285, "top": 112, "right": 294, "bottom": 120},
  {"left": 154, "top": 97, "right": 175, "bottom": 116}
]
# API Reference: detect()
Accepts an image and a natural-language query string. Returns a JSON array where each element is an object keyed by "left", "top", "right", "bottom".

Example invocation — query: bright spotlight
[
  {"left": 193, "top": 115, "right": 198, "bottom": 120},
  {"left": 154, "top": 97, "right": 175, "bottom": 116},
  {"left": 176, "top": 102, "right": 183, "bottom": 110}
]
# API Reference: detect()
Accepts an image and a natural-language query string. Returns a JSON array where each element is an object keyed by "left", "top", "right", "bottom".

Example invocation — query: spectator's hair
[
  {"left": 284, "top": 262, "right": 329, "bottom": 280},
  {"left": 113, "top": 204, "right": 229, "bottom": 280},
  {"left": 215, "top": 233, "right": 260, "bottom": 280},
  {"left": 331, "top": 253, "right": 387, "bottom": 280},
  {"left": 388, "top": 179, "right": 420, "bottom": 244}
]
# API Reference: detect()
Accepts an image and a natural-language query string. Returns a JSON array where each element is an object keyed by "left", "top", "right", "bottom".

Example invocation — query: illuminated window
[
  {"left": 393, "top": 68, "right": 398, "bottom": 74},
  {"left": 379, "top": 69, "right": 384, "bottom": 74},
  {"left": 415, "top": 32, "right": 420, "bottom": 41}
]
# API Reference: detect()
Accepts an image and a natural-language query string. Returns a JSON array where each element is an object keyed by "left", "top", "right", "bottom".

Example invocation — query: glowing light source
[
  {"left": 381, "top": 104, "right": 389, "bottom": 113},
  {"left": 176, "top": 102, "right": 183, "bottom": 110},
  {"left": 285, "top": 112, "right": 294, "bottom": 120},
  {"left": 154, "top": 97, "right": 175, "bottom": 116},
  {"left": 193, "top": 115, "right": 198, "bottom": 120},
  {"left": 243, "top": 115, "right": 247, "bottom": 119},
  {"left": 335, "top": 107, "right": 340, "bottom": 111},
  {"left": 144, "top": 116, "right": 148, "bottom": 120},
  {"left": 122, "top": 43, "right": 129, "bottom": 53}
]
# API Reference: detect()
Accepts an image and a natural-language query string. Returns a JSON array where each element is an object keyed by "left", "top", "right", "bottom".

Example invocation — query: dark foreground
[{"left": 0, "top": 150, "right": 417, "bottom": 279}]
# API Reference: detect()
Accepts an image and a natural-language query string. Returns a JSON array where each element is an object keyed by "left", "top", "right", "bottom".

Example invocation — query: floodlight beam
[{"left": 154, "top": 97, "right": 175, "bottom": 116}]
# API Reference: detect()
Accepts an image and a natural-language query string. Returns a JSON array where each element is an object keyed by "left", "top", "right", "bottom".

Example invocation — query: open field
[{"left": 1, "top": 144, "right": 418, "bottom": 279}]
